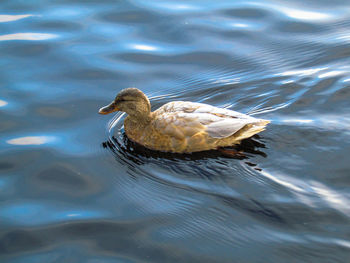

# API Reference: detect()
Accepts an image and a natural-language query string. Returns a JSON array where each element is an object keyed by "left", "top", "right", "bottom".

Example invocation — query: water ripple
[
  {"left": 0, "top": 14, "right": 35, "bottom": 23},
  {"left": 0, "top": 32, "right": 57, "bottom": 41},
  {"left": 6, "top": 136, "right": 56, "bottom": 146}
]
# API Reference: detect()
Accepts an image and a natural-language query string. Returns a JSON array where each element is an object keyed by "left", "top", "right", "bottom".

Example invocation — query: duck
[{"left": 99, "top": 88, "right": 269, "bottom": 154}]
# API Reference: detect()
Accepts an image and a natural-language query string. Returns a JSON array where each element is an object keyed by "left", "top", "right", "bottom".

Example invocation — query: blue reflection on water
[{"left": 1, "top": 202, "right": 109, "bottom": 226}]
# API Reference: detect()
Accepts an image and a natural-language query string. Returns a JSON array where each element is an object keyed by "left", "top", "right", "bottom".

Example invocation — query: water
[{"left": 1, "top": 0, "right": 350, "bottom": 262}]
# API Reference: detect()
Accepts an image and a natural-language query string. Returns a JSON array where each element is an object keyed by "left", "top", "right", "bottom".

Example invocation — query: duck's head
[{"left": 99, "top": 88, "right": 151, "bottom": 119}]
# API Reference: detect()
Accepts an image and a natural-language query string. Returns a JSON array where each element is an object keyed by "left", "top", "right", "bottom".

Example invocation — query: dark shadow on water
[
  {"left": 102, "top": 132, "right": 267, "bottom": 163},
  {"left": 218, "top": 195, "right": 286, "bottom": 224}
]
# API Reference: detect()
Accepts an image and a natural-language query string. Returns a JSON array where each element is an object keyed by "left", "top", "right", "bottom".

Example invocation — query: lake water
[{"left": 1, "top": 0, "right": 350, "bottom": 262}]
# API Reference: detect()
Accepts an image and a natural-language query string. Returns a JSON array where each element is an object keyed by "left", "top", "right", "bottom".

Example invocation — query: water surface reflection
[{"left": 1, "top": 0, "right": 350, "bottom": 262}]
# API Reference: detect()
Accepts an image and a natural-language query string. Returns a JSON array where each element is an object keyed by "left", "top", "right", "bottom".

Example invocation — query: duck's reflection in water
[{"left": 103, "top": 132, "right": 267, "bottom": 169}]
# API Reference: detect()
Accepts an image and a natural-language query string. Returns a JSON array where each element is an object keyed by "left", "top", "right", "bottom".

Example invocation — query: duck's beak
[{"left": 98, "top": 102, "right": 119, "bottom": 115}]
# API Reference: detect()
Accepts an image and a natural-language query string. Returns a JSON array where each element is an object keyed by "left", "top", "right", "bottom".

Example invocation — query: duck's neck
[
  {"left": 127, "top": 98, "right": 152, "bottom": 122},
  {"left": 127, "top": 112, "right": 153, "bottom": 125}
]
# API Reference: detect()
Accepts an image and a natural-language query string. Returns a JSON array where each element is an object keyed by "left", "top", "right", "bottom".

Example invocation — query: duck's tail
[{"left": 234, "top": 120, "right": 270, "bottom": 141}]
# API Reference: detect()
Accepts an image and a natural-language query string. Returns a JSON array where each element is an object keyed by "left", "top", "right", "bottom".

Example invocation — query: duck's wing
[{"left": 154, "top": 101, "right": 270, "bottom": 139}]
